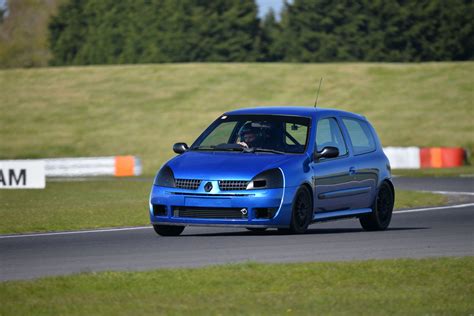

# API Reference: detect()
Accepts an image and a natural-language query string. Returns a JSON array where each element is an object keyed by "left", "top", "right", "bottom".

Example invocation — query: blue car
[{"left": 150, "top": 107, "right": 394, "bottom": 236}]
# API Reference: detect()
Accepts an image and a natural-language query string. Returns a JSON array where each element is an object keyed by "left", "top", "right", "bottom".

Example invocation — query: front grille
[
  {"left": 218, "top": 180, "right": 249, "bottom": 191},
  {"left": 173, "top": 206, "right": 248, "bottom": 219},
  {"left": 175, "top": 179, "right": 201, "bottom": 190}
]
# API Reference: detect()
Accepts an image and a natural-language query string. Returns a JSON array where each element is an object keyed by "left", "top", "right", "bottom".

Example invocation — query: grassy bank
[
  {"left": 0, "top": 179, "right": 446, "bottom": 234},
  {"left": 393, "top": 165, "right": 474, "bottom": 177},
  {"left": 1, "top": 257, "right": 472, "bottom": 315},
  {"left": 1, "top": 62, "right": 472, "bottom": 175}
]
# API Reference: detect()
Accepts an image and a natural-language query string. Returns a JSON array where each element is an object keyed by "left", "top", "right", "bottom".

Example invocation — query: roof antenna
[{"left": 314, "top": 77, "right": 323, "bottom": 108}]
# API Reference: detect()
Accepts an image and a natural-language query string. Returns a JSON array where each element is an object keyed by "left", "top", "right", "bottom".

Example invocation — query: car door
[
  {"left": 340, "top": 117, "right": 379, "bottom": 209},
  {"left": 311, "top": 117, "right": 354, "bottom": 213}
]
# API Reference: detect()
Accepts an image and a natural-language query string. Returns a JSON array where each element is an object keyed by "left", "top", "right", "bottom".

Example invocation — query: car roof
[{"left": 225, "top": 106, "right": 366, "bottom": 120}]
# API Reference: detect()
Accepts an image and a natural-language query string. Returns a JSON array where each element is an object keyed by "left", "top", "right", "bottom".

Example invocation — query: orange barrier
[
  {"left": 420, "top": 147, "right": 465, "bottom": 168},
  {"left": 114, "top": 156, "right": 136, "bottom": 177}
]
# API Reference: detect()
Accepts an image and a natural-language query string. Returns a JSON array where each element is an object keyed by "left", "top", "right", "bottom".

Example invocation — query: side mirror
[
  {"left": 314, "top": 146, "right": 339, "bottom": 160},
  {"left": 173, "top": 142, "right": 188, "bottom": 154}
]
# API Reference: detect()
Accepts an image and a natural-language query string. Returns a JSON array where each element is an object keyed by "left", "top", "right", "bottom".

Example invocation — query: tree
[
  {"left": 44, "top": 0, "right": 474, "bottom": 65},
  {"left": 281, "top": 0, "right": 473, "bottom": 62},
  {"left": 49, "top": 0, "right": 88, "bottom": 65},
  {"left": 49, "top": 0, "right": 260, "bottom": 65},
  {"left": 0, "top": 7, "right": 5, "bottom": 24},
  {"left": 189, "top": 0, "right": 260, "bottom": 62},
  {"left": 257, "top": 9, "right": 285, "bottom": 61},
  {"left": 0, "top": 0, "right": 63, "bottom": 68}
]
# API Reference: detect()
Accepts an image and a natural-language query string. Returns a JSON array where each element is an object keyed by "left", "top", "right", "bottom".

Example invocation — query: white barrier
[
  {"left": 44, "top": 157, "right": 116, "bottom": 177},
  {"left": 44, "top": 156, "right": 142, "bottom": 177},
  {"left": 383, "top": 147, "right": 420, "bottom": 169},
  {"left": 0, "top": 156, "right": 141, "bottom": 179}
]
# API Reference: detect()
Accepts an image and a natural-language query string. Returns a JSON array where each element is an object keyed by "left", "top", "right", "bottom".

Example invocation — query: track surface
[{"left": 1, "top": 177, "right": 473, "bottom": 281}]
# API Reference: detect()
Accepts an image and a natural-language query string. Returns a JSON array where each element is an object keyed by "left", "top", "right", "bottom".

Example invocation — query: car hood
[{"left": 166, "top": 151, "right": 295, "bottom": 180}]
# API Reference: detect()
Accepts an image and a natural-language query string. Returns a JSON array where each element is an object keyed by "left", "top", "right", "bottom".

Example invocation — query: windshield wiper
[
  {"left": 192, "top": 145, "right": 284, "bottom": 154},
  {"left": 244, "top": 147, "right": 285, "bottom": 154},
  {"left": 191, "top": 145, "right": 243, "bottom": 152},
  {"left": 191, "top": 145, "right": 215, "bottom": 151}
]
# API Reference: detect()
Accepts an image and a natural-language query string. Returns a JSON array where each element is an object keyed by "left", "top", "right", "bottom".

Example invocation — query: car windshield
[{"left": 191, "top": 114, "right": 311, "bottom": 154}]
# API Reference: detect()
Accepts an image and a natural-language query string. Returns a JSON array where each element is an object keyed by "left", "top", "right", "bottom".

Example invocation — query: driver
[{"left": 237, "top": 123, "right": 261, "bottom": 148}]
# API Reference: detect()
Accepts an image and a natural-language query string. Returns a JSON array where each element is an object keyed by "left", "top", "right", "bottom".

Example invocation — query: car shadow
[{"left": 180, "top": 226, "right": 429, "bottom": 237}]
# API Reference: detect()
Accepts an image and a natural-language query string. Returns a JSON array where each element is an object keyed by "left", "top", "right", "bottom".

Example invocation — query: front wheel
[
  {"left": 153, "top": 224, "right": 185, "bottom": 236},
  {"left": 359, "top": 182, "right": 394, "bottom": 231},
  {"left": 288, "top": 186, "right": 313, "bottom": 234}
]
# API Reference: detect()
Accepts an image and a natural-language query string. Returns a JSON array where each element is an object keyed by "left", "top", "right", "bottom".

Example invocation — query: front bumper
[{"left": 149, "top": 182, "right": 297, "bottom": 228}]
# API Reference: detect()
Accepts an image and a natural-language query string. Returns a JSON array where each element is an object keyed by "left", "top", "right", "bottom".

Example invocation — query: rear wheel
[
  {"left": 288, "top": 186, "right": 313, "bottom": 234},
  {"left": 359, "top": 182, "right": 394, "bottom": 231},
  {"left": 153, "top": 225, "right": 185, "bottom": 236}
]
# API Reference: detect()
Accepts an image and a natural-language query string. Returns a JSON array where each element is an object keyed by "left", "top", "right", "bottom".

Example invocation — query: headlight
[
  {"left": 154, "top": 166, "right": 175, "bottom": 187},
  {"left": 246, "top": 168, "right": 283, "bottom": 190}
]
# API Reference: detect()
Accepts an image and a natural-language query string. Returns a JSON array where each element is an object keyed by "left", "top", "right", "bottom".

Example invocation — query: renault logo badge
[{"left": 204, "top": 182, "right": 213, "bottom": 192}]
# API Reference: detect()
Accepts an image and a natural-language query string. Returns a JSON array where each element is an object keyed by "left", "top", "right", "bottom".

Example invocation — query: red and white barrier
[
  {"left": 419, "top": 147, "right": 465, "bottom": 168},
  {"left": 383, "top": 147, "right": 465, "bottom": 169}
]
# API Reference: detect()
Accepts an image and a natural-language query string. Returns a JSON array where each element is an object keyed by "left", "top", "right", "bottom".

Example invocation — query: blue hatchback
[{"left": 149, "top": 107, "right": 394, "bottom": 236}]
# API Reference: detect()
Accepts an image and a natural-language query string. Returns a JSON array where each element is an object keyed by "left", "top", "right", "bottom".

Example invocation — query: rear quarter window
[{"left": 342, "top": 118, "right": 376, "bottom": 155}]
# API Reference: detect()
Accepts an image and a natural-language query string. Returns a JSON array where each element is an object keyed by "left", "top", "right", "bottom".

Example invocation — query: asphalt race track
[{"left": 1, "top": 177, "right": 473, "bottom": 281}]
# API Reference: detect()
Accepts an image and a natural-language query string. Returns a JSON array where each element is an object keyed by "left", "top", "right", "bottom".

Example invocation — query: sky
[
  {"left": 256, "top": 0, "right": 285, "bottom": 17},
  {"left": 0, "top": 0, "right": 286, "bottom": 17}
]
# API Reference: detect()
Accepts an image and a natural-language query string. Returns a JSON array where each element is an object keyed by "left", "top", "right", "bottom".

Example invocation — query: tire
[
  {"left": 288, "top": 186, "right": 313, "bottom": 234},
  {"left": 246, "top": 227, "right": 267, "bottom": 232},
  {"left": 359, "top": 182, "right": 394, "bottom": 231},
  {"left": 153, "top": 224, "right": 185, "bottom": 236}
]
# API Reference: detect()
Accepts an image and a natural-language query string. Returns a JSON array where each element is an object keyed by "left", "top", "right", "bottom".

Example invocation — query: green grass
[
  {"left": 394, "top": 189, "right": 447, "bottom": 209},
  {"left": 0, "top": 179, "right": 447, "bottom": 234},
  {"left": 1, "top": 257, "right": 472, "bottom": 315},
  {"left": 0, "top": 62, "right": 472, "bottom": 175},
  {"left": 0, "top": 180, "right": 150, "bottom": 234},
  {"left": 393, "top": 165, "right": 474, "bottom": 177}
]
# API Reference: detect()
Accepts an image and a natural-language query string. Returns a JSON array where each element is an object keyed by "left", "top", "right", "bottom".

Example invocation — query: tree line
[{"left": 1, "top": 0, "right": 473, "bottom": 68}]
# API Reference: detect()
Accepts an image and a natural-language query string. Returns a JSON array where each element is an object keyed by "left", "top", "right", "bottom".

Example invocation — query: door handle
[{"left": 349, "top": 167, "right": 356, "bottom": 176}]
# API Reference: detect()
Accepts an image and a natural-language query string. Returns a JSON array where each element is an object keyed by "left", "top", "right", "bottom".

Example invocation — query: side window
[
  {"left": 315, "top": 118, "right": 348, "bottom": 157},
  {"left": 342, "top": 118, "right": 376, "bottom": 155}
]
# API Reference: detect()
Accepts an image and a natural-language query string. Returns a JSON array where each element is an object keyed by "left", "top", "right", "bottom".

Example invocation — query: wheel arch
[
  {"left": 300, "top": 181, "right": 314, "bottom": 211},
  {"left": 382, "top": 178, "right": 395, "bottom": 202}
]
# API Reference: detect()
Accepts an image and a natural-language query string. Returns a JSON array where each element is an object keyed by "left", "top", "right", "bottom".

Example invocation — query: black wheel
[
  {"left": 246, "top": 227, "right": 267, "bottom": 232},
  {"left": 153, "top": 225, "right": 185, "bottom": 236},
  {"left": 359, "top": 182, "right": 394, "bottom": 231},
  {"left": 288, "top": 186, "right": 313, "bottom": 234}
]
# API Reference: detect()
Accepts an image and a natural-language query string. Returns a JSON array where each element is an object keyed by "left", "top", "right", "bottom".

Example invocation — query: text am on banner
[{"left": 0, "top": 160, "right": 46, "bottom": 189}]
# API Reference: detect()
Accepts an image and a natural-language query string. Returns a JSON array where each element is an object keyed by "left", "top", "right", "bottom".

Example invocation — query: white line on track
[
  {"left": 1, "top": 203, "right": 473, "bottom": 240},
  {"left": 393, "top": 203, "right": 474, "bottom": 214},
  {"left": 422, "top": 190, "right": 474, "bottom": 196},
  {"left": 0, "top": 226, "right": 152, "bottom": 239}
]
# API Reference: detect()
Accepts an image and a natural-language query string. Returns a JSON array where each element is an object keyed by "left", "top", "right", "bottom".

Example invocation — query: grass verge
[
  {"left": 0, "top": 179, "right": 447, "bottom": 234},
  {"left": 1, "top": 257, "right": 473, "bottom": 315},
  {"left": 0, "top": 179, "right": 150, "bottom": 234},
  {"left": 1, "top": 62, "right": 473, "bottom": 175},
  {"left": 393, "top": 165, "right": 474, "bottom": 178}
]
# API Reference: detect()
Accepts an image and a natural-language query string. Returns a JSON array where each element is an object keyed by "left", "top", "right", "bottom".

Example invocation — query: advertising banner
[{"left": 0, "top": 160, "right": 46, "bottom": 189}]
